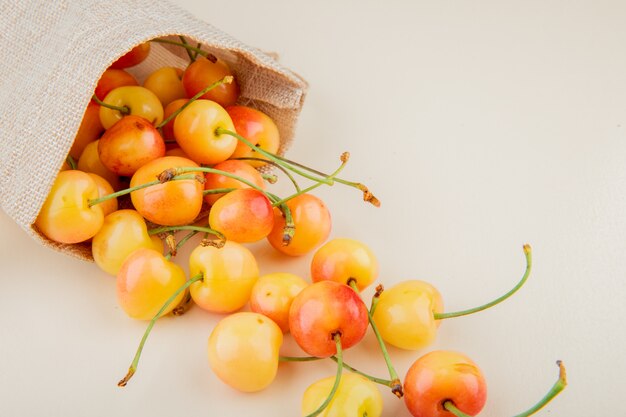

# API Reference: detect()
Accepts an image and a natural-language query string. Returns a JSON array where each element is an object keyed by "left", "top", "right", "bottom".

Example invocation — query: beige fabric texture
[{"left": 0, "top": 0, "right": 308, "bottom": 260}]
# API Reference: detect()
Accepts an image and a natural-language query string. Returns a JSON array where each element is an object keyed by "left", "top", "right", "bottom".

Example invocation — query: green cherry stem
[
  {"left": 271, "top": 153, "right": 349, "bottom": 207},
  {"left": 65, "top": 155, "right": 77, "bottom": 170},
  {"left": 164, "top": 229, "right": 198, "bottom": 258},
  {"left": 148, "top": 225, "right": 225, "bottom": 242},
  {"left": 369, "top": 285, "right": 385, "bottom": 316},
  {"left": 304, "top": 334, "right": 343, "bottom": 417},
  {"left": 151, "top": 38, "right": 217, "bottom": 63},
  {"left": 261, "top": 173, "right": 278, "bottom": 184},
  {"left": 91, "top": 94, "right": 130, "bottom": 114},
  {"left": 118, "top": 273, "right": 203, "bottom": 387},
  {"left": 156, "top": 75, "right": 233, "bottom": 129},
  {"left": 203, "top": 187, "right": 236, "bottom": 195},
  {"left": 178, "top": 35, "right": 196, "bottom": 62},
  {"left": 232, "top": 157, "right": 302, "bottom": 192},
  {"left": 87, "top": 174, "right": 201, "bottom": 207},
  {"left": 266, "top": 191, "right": 295, "bottom": 245},
  {"left": 348, "top": 280, "right": 403, "bottom": 398},
  {"left": 442, "top": 402, "right": 472, "bottom": 417},
  {"left": 215, "top": 128, "right": 334, "bottom": 185},
  {"left": 434, "top": 244, "right": 532, "bottom": 320}
]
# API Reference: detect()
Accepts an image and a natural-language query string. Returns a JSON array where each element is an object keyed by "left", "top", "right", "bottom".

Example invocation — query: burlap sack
[{"left": 0, "top": 0, "right": 308, "bottom": 260}]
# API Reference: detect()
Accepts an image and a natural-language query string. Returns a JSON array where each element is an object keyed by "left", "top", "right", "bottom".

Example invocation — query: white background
[{"left": 1, "top": 1, "right": 625, "bottom": 416}]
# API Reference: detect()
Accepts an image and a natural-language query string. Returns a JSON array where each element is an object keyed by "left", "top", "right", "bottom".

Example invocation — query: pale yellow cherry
[
  {"left": 301, "top": 373, "right": 383, "bottom": 417},
  {"left": 92, "top": 210, "right": 161, "bottom": 276},
  {"left": 249, "top": 272, "right": 308, "bottom": 333},
  {"left": 77, "top": 140, "right": 122, "bottom": 191},
  {"left": 372, "top": 280, "right": 444, "bottom": 350},
  {"left": 99, "top": 86, "right": 163, "bottom": 129},
  {"left": 87, "top": 173, "right": 118, "bottom": 217},
  {"left": 143, "top": 67, "right": 186, "bottom": 107},
  {"left": 208, "top": 312, "right": 282, "bottom": 392}
]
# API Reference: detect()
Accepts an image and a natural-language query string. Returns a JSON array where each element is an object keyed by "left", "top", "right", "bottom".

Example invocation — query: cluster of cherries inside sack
[{"left": 35, "top": 38, "right": 567, "bottom": 417}]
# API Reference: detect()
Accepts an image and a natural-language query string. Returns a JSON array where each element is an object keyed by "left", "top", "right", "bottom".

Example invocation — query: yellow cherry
[
  {"left": 302, "top": 373, "right": 383, "bottom": 417},
  {"left": 143, "top": 67, "right": 186, "bottom": 107},
  {"left": 99, "top": 86, "right": 163, "bottom": 129},
  {"left": 249, "top": 272, "right": 308, "bottom": 333}
]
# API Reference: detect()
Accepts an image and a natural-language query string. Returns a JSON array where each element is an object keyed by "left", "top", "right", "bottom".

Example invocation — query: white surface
[{"left": 1, "top": 1, "right": 625, "bottom": 416}]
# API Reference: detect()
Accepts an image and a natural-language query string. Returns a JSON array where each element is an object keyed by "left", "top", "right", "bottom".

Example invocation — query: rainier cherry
[
  {"left": 208, "top": 312, "right": 282, "bottom": 392},
  {"left": 77, "top": 140, "right": 122, "bottom": 191},
  {"left": 203, "top": 159, "right": 265, "bottom": 205},
  {"left": 110, "top": 42, "right": 151, "bottom": 69},
  {"left": 227, "top": 105, "right": 280, "bottom": 167},
  {"left": 311, "top": 238, "right": 378, "bottom": 291},
  {"left": 208, "top": 189, "right": 274, "bottom": 243},
  {"left": 301, "top": 373, "right": 383, "bottom": 417},
  {"left": 99, "top": 86, "right": 164, "bottom": 129},
  {"left": 69, "top": 101, "right": 104, "bottom": 160},
  {"left": 143, "top": 67, "right": 186, "bottom": 107},
  {"left": 182, "top": 56, "right": 239, "bottom": 107},
  {"left": 94, "top": 69, "right": 138, "bottom": 101},
  {"left": 249, "top": 272, "right": 308, "bottom": 333}
]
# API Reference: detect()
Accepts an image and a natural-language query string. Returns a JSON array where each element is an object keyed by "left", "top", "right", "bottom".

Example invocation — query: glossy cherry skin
[
  {"left": 98, "top": 115, "right": 165, "bottom": 176},
  {"left": 267, "top": 194, "right": 332, "bottom": 256},
  {"left": 87, "top": 173, "right": 118, "bottom": 217},
  {"left": 404, "top": 351, "right": 487, "bottom": 417},
  {"left": 189, "top": 241, "right": 259, "bottom": 313},
  {"left": 69, "top": 101, "right": 104, "bottom": 159},
  {"left": 143, "top": 67, "right": 186, "bottom": 107},
  {"left": 130, "top": 156, "right": 203, "bottom": 226},
  {"left": 77, "top": 140, "right": 122, "bottom": 191},
  {"left": 249, "top": 272, "right": 308, "bottom": 333},
  {"left": 302, "top": 373, "right": 383, "bottom": 417},
  {"left": 94, "top": 68, "right": 138, "bottom": 101},
  {"left": 311, "top": 238, "right": 379, "bottom": 291},
  {"left": 92, "top": 210, "right": 162, "bottom": 276},
  {"left": 227, "top": 106, "right": 280, "bottom": 167},
  {"left": 35, "top": 170, "right": 104, "bottom": 244},
  {"left": 203, "top": 159, "right": 265, "bottom": 205},
  {"left": 110, "top": 42, "right": 151, "bottom": 69},
  {"left": 372, "top": 280, "right": 444, "bottom": 350},
  {"left": 99, "top": 86, "right": 163, "bottom": 129},
  {"left": 208, "top": 312, "right": 282, "bottom": 392},
  {"left": 173, "top": 99, "right": 237, "bottom": 165},
  {"left": 289, "top": 281, "right": 368, "bottom": 358},
  {"left": 209, "top": 189, "right": 274, "bottom": 243},
  {"left": 182, "top": 56, "right": 239, "bottom": 107},
  {"left": 116, "top": 248, "right": 186, "bottom": 320}
]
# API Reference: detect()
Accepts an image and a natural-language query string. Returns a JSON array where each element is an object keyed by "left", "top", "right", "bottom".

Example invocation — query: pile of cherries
[{"left": 35, "top": 38, "right": 566, "bottom": 417}]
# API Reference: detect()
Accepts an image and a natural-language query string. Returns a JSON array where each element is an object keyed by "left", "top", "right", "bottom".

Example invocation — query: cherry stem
[
  {"left": 271, "top": 153, "right": 349, "bottom": 207},
  {"left": 271, "top": 153, "right": 380, "bottom": 207},
  {"left": 215, "top": 128, "right": 334, "bottom": 186},
  {"left": 303, "top": 334, "right": 343, "bottom": 417},
  {"left": 511, "top": 361, "right": 567, "bottom": 417},
  {"left": 156, "top": 75, "right": 233, "bottom": 129},
  {"left": 178, "top": 36, "right": 195, "bottom": 62},
  {"left": 369, "top": 284, "right": 385, "bottom": 316},
  {"left": 165, "top": 230, "right": 197, "bottom": 258},
  {"left": 434, "top": 244, "right": 532, "bottom": 320},
  {"left": 117, "top": 273, "right": 203, "bottom": 387},
  {"left": 148, "top": 225, "right": 225, "bottom": 242},
  {"left": 261, "top": 173, "right": 278, "bottom": 184},
  {"left": 91, "top": 94, "right": 129, "bottom": 114},
  {"left": 442, "top": 402, "right": 472, "bottom": 417},
  {"left": 266, "top": 191, "right": 295, "bottom": 245},
  {"left": 232, "top": 157, "right": 302, "bottom": 192},
  {"left": 151, "top": 38, "right": 217, "bottom": 63},
  {"left": 203, "top": 187, "right": 236, "bottom": 195},
  {"left": 65, "top": 155, "right": 77, "bottom": 170},
  {"left": 348, "top": 280, "right": 403, "bottom": 398},
  {"left": 87, "top": 174, "right": 201, "bottom": 207},
  {"left": 279, "top": 355, "right": 393, "bottom": 387}
]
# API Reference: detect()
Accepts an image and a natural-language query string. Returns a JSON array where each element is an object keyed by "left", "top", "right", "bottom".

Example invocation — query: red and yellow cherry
[
  {"left": 87, "top": 173, "right": 118, "bottom": 217},
  {"left": 173, "top": 99, "right": 237, "bottom": 165},
  {"left": 94, "top": 68, "right": 138, "bottom": 101},
  {"left": 227, "top": 106, "right": 280, "bottom": 167},
  {"left": 249, "top": 272, "right": 308, "bottom": 333},
  {"left": 203, "top": 159, "right": 265, "bottom": 205},
  {"left": 289, "top": 281, "right": 368, "bottom": 358},
  {"left": 207, "top": 312, "right": 282, "bottom": 392},
  {"left": 161, "top": 98, "right": 188, "bottom": 141},
  {"left": 182, "top": 56, "right": 239, "bottom": 107},
  {"left": 77, "top": 140, "right": 122, "bottom": 191},
  {"left": 372, "top": 280, "right": 443, "bottom": 350},
  {"left": 98, "top": 115, "right": 165, "bottom": 176},
  {"left": 35, "top": 170, "right": 104, "bottom": 244},
  {"left": 116, "top": 248, "right": 186, "bottom": 320},
  {"left": 92, "top": 210, "right": 162, "bottom": 276},
  {"left": 301, "top": 373, "right": 383, "bottom": 417},
  {"left": 99, "top": 86, "right": 163, "bottom": 129},
  {"left": 143, "top": 67, "right": 186, "bottom": 107},
  {"left": 208, "top": 189, "right": 274, "bottom": 243},
  {"left": 110, "top": 42, "right": 151, "bottom": 69},
  {"left": 130, "top": 156, "right": 203, "bottom": 226},
  {"left": 267, "top": 193, "right": 331, "bottom": 257},
  {"left": 403, "top": 351, "right": 486, "bottom": 417},
  {"left": 311, "top": 238, "right": 378, "bottom": 291},
  {"left": 69, "top": 101, "right": 104, "bottom": 159},
  {"left": 189, "top": 241, "right": 259, "bottom": 313}
]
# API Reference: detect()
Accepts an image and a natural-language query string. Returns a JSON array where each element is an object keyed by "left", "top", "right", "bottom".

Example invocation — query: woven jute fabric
[{"left": 0, "top": 0, "right": 308, "bottom": 260}]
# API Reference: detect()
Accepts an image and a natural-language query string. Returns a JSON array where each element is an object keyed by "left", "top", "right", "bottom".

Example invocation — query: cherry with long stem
[
  {"left": 348, "top": 279, "right": 403, "bottom": 397},
  {"left": 434, "top": 244, "right": 532, "bottom": 320},
  {"left": 303, "top": 333, "right": 344, "bottom": 417},
  {"left": 178, "top": 36, "right": 196, "bottom": 62},
  {"left": 118, "top": 273, "right": 204, "bottom": 387},
  {"left": 233, "top": 157, "right": 302, "bottom": 192},
  {"left": 443, "top": 361, "right": 567, "bottom": 417},
  {"left": 91, "top": 94, "right": 129, "bottom": 114}
]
